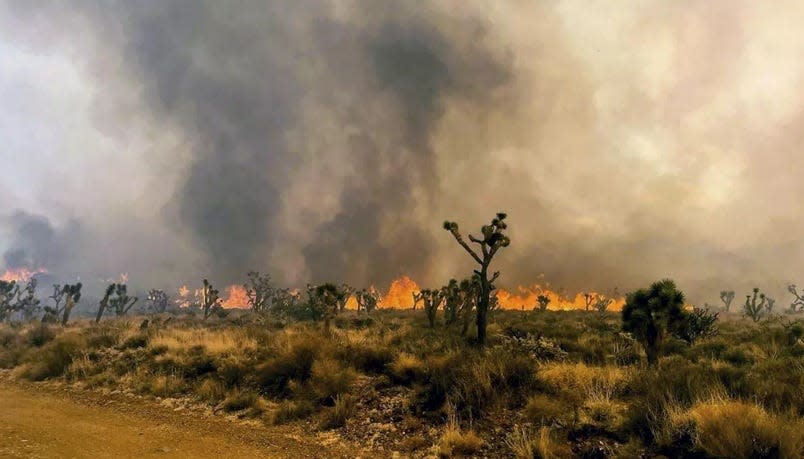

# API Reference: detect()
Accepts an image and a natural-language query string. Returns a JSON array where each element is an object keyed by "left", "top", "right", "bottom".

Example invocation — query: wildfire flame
[
  {"left": 210, "top": 275, "right": 624, "bottom": 312},
  {"left": 221, "top": 284, "right": 249, "bottom": 309},
  {"left": 379, "top": 275, "right": 420, "bottom": 308},
  {"left": 0, "top": 267, "right": 47, "bottom": 282},
  {"left": 495, "top": 284, "right": 625, "bottom": 311}
]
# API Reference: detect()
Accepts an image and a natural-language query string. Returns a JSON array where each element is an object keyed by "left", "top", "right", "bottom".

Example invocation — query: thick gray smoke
[{"left": 1, "top": 1, "right": 803, "bottom": 305}]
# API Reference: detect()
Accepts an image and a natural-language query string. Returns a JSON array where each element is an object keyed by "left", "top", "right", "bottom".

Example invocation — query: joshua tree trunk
[{"left": 62, "top": 296, "right": 74, "bottom": 326}]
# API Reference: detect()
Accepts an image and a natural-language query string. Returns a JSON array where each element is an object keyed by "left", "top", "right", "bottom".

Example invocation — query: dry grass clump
[
  {"left": 309, "top": 357, "right": 356, "bottom": 404},
  {"left": 139, "top": 374, "right": 186, "bottom": 397},
  {"left": 523, "top": 394, "right": 570, "bottom": 426},
  {"left": 437, "top": 423, "right": 484, "bottom": 458},
  {"left": 149, "top": 327, "right": 257, "bottom": 355},
  {"left": 196, "top": 378, "right": 227, "bottom": 403},
  {"left": 319, "top": 394, "right": 357, "bottom": 429},
  {"left": 659, "top": 397, "right": 803, "bottom": 458},
  {"left": 270, "top": 399, "right": 315, "bottom": 425},
  {"left": 389, "top": 352, "right": 427, "bottom": 384},
  {"left": 536, "top": 362, "right": 631, "bottom": 397},
  {"left": 506, "top": 426, "right": 573, "bottom": 459}
]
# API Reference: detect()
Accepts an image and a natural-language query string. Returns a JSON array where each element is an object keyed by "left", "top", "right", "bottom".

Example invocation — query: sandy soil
[{"left": 0, "top": 381, "right": 358, "bottom": 459}]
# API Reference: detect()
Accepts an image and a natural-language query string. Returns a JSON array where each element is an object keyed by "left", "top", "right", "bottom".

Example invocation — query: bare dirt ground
[{"left": 0, "top": 380, "right": 358, "bottom": 459}]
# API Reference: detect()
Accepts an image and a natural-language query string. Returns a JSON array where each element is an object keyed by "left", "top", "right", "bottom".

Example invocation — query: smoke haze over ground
[{"left": 1, "top": 1, "right": 803, "bottom": 304}]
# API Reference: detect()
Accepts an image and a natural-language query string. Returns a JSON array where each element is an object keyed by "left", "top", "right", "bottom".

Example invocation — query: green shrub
[
  {"left": 256, "top": 340, "right": 319, "bottom": 395},
  {"left": 27, "top": 324, "right": 56, "bottom": 347},
  {"left": 309, "top": 358, "right": 355, "bottom": 405},
  {"left": 20, "top": 333, "right": 87, "bottom": 381},
  {"left": 222, "top": 390, "right": 260, "bottom": 412}
]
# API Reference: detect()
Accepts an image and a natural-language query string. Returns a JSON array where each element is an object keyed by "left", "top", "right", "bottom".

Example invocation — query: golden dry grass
[
  {"left": 438, "top": 423, "right": 484, "bottom": 458},
  {"left": 662, "top": 397, "right": 804, "bottom": 458},
  {"left": 150, "top": 327, "right": 258, "bottom": 355}
]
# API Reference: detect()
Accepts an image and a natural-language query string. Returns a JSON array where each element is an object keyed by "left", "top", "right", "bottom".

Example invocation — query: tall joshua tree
[
  {"left": 414, "top": 289, "right": 444, "bottom": 328},
  {"left": 441, "top": 279, "right": 461, "bottom": 325},
  {"left": 720, "top": 290, "right": 735, "bottom": 312},
  {"left": 443, "top": 212, "right": 510, "bottom": 346},
  {"left": 95, "top": 283, "right": 138, "bottom": 323},
  {"left": 201, "top": 279, "right": 222, "bottom": 320},
  {"left": 743, "top": 288, "right": 762, "bottom": 322},
  {"left": 622, "top": 279, "right": 686, "bottom": 366},
  {"left": 788, "top": 284, "right": 804, "bottom": 313},
  {"left": 355, "top": 287, "right": 380, "bottom": 313},
  {"left": 0, "top": 280, "right": 19, "bottom": 322},
  {"left": 60, "top": 283, "right": 82, "bottom": 326},
  {"left": 244, "top": 271, "right": 274, "bottom": 314},
  {"left": 145, "top": 289, "right": 170, "bottom": 315},
  {"left": 536, "top": 294, "right": 551, "bottom": 312},
  {"left": 308, "top": 283, "right": 342, "bottom": 333}
]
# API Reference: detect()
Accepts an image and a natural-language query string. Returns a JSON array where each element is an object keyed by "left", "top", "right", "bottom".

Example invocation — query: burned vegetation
[{"left": 0, "top": 213, "right": 802, "bottom": 458}]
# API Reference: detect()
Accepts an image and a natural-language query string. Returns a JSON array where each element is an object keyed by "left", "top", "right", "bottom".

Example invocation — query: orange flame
[
  {"left": 221, "top": 284, "right": 249, "bottom": 309},
  {"left": 379, "top": 275, "right": 420, "bottom": 308},
  {"left": 0, "top": 267, "right": 47, "bottom": 282},
  {"left": 495, "top": 284, "right": 625, "bottom": 311}
]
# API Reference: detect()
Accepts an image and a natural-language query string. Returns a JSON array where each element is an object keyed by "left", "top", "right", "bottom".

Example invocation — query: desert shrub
[
  {"left": 27, "top": 324, "right": 56, "bottom": 347},
  {"left": 506, "top": 426, "right": 573, "bottom": 459},
  {"left": 722, "top": 346, "right": 755, "bottom": 366},
  {"left": 20, "top": 333, "right": 87, "bottom": 381},
  {"left": 197, "top": 378, "right": 227, "bottom": 403},
  {"left": 536, "top": 362, "right": 631, "bottom": 398},
  {"left": 217, "top": 355, "right": 252, "bottom": 388},
  {"left": 271, "top": 399, "right": 316, "bottom": 425},
  {"left": 309, "top": 358, "right": 355, "bottom": 405},
  {"left": 338, "top": 343, "right": 395, "bottom": 374},
  {"left": 180, "top": 346, "right": 217, "bottom": 378},
  {"left": 659, "top": 398, "right": 803, "bottom": 458},
  {"left": 319, "top": 394, "right": 356, "bottom": 429},
  {"left": 524, "top": 394, "right": 571, "bottom": 426},
  {"left": 140, "top": 374, "right": 186, "bottom": 397},
  {"left": 438, "top": 423, "right": 484, "bottom": 458},
  {"left": 256, "top": 339, "right": 319, "bottom": 395},
  {"left": 222, "top": 390, "right": 260, "bottom": 412},
  {"left": 388, "top": 352, "right": 427, "bottom": 385},
  {"left": 746, "top": 358, "right": 804, "bottom": 414},
  {"left": 84, "top": 325, "right": 122, "bottom": 348},
  {"left": 119, "top": 333, "right": 149, "bottom": 350}
]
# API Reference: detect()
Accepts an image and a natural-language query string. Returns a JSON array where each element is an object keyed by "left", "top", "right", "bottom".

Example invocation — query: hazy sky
[{"left": 1, "top": 1, "right": 802, "bottom": 304}]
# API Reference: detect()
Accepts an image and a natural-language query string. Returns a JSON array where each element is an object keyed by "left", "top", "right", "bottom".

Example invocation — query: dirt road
[{"left": 0, "top": 382, "right": 356, "bottom": 459}]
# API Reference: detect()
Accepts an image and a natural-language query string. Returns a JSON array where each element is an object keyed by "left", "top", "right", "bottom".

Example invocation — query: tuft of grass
[
  {"left": 196, "top": 378, "right": 227, "bottom": 404},
  {"left": 437, "top": 423, "right": 484, "bottom": 458},
  {"left": 318, "top": 394, "right": 356, "bottom": 429},
  {"left": 524, "top": 394, "right": 571, "bottom": 426},
  {"left": 506, "top": 426, "right": 573, "bottom": 459},
  {"left": 389, "top": 352, "right": 427, "bottom": 384},
  {"left": 309, "top": 358, "right": 355, "bottom": 404},
  {"left": 271, "top": 399, "right": 316, "bottom": 425},
  {"left": 221, "top": 390, "right": 260, "bottom": 412},
  {"left": 19, "top": 333, "right": 87, "bottom": 381},
  {"left": 659, "top": 397, "right": 803, "bottom": 459}
]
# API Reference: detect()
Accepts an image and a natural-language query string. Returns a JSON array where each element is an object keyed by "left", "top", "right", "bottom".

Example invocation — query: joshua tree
[
  {"left": 441, "top": 279, "right": 461, "bottom": 325},
  {"left": 593, "top": 294, "right": 615, "bottom": 313},
  {"left": 458, "top": 276, "right": 481, "bottom": 337},
  {"left": 443, "top": 212, "right": 510, "bottom": 346},
  {"left": 414, "top": 288, "right": 444, "bottom": 328},
  {"left": 743, "top": 288, "right": 768, "bottom": 322},
  {"left": 536, "top": 294, "right": 551, "bottom": 312},
  {"left": 145, "top": 289, "right": 170, "bottom": 315},
  {"left": 764, "top": 296, "right": 776, "bottom": 316},
  {"left": 672, "top": 306, "right": 719, "bottom": 345},
  {"left": 355, "top": 287, "right": 380, "bottom": 313},
  {"left": 14, "top": 278, "right": 40, "bottom": 321},
  {"left": 337, "top": 284, "right": 355, "bottom": 312},
  {"left": 244, "top": 271, "right": 274, "bottom": 314},
  {"left": 95, "top": 283, "right": 138, "bottom": 323},
  {"left": 0, "top": 280, "right": 19, "bottom": 322},
  {"left": 622, "top": 279, "right": 686, "bottom": 366},
  {"left": 788, "top": 284, "right": 804, "bottom": 313},
  {"left": 60, "top": 283, "right": 82, "bottom": 326},
  {"left": 201, "top": 279, "right": 222, "bottom": 320},
  {"left": 42, "top": 284, "right": 66, "bottom": 323},
  {"left": 720, "top": 290, "right": 735, "bottom": 312},
  {"left": 307, "top": 283, "right": 343, "bottom": 333},
  {"left": 583, "top": 293, "right": 595, "bottom": 312}
]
